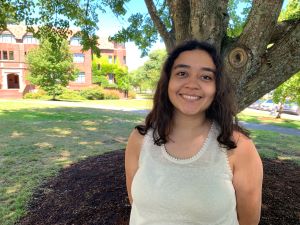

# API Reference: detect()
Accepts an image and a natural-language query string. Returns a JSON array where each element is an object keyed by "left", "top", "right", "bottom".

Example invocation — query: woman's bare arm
[
  {"left": 125, "top": 129, "right": 144, "bottom": 205},
  {"left": 232, "top": 134, "right": 263, "bottom": 225}
]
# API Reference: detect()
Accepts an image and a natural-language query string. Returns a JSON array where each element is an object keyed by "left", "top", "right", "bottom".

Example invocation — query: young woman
[{"left": 125, "top": 40, "right": 263, "bottom": 225}]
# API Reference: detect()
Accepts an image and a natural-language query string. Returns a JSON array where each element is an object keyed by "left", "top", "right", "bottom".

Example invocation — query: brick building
[{"left": 0, "top": 25, "right": 126, "bottom": 98}]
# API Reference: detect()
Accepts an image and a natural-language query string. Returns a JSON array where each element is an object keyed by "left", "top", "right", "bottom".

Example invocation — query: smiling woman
[{"left": 125, "top": 40, "right": 263, "bottom": 225}]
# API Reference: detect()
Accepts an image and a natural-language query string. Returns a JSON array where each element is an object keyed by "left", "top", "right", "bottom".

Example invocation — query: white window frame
[
  {"left": 0, "top": 34, "right": 16, "bottom": 43},
  {"left": 73, "top": 53, "right": 85, "bottom": 63},
  {"left": 108, "top": 55, "right": 112, "bottom": 64},
  {"left": 70, "top": 37, "right": 81, "bottom": 46},
  {"left": 75, "top": 72, "right": 85, "bottom": 83},
  {"left": 23, "top": 35, "right": 39, "bottom": 44}
]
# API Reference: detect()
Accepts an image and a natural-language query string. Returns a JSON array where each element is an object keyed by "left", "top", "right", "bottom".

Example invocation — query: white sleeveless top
[{"left": 129, "top": 122, "right": 239, "bottom": 225}]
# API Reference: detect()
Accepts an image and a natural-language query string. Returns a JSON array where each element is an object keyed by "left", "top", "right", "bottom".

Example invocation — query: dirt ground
[{"left": 17, "top": 150, "right": 300, "bottom": 225}]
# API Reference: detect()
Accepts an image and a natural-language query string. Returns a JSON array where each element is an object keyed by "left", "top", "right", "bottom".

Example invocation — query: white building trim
[{"left": 1, "top": 69, "right": 24, "bottom": 91}]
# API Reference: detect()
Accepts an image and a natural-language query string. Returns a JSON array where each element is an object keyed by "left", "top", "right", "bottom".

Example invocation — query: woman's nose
[{"left": 184, "top": 74, "right": 200, "bottom": 89}]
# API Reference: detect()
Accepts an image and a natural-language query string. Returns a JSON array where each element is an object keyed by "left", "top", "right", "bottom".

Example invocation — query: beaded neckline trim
[{"left": 161, "top": 121, "right": 215, "bottom": 164}]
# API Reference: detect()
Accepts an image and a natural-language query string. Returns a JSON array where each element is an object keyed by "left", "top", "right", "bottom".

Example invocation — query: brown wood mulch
[{"left": 16, "top": 150, "right": 300, "bottom": 225}]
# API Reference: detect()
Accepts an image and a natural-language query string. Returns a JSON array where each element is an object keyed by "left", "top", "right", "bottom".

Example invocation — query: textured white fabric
[{"left": 129, "top": 122, "right": 239, "bottom": 225}]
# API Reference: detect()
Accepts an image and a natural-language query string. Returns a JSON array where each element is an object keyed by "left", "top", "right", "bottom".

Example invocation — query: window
[
  {"left": 114, "top": 56, "right": 117, "bottom": 64},
  {"left": 23, "top": 35, "right": 39, "bottom": 44},
  {"left": 73, "top": 53, "right": 84, "bottom": 63},
  {"left": 3, "top": 51, "right": 8, "bottom": 60},
  {"left": 70, "top": 37, "right": 81, "bottom": 46},
  {"left": 0, "top": 50, "right": 15, "bottom": 60},
  {"left": 0, "top": 34, "right": 16, "bottom": 43},
  {"left": 75, "top": 72, "right": 85, "bottom": 83},
  {"left": 123, "top": 56, "right": 126, "bottom": 64},
  {"left": 9, "top": 51, "right": 14, "bottom": 60},
  {"left": 108, "top": 73, "right": 114, "bottom": 84},
  {"left": 108, "top": 55, "right": 112, "bottom": 63}
]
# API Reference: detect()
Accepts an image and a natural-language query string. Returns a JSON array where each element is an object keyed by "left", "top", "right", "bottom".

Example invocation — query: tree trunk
[
  {"left": 276, "top": 102, "right": 284, "bottom": 119},
  {"left": 144, "top": 0, "right": 300, "bottom": 111}
]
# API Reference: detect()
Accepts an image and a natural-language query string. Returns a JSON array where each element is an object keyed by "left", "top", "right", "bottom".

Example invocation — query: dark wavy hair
[{"left": 136, "top": 40, "right": 249, "bottom": 150}]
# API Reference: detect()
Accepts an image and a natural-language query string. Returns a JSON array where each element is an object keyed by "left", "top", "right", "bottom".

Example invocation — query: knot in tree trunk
[{"left": 228, "top": 47, "right": 248, "bottom": 68}]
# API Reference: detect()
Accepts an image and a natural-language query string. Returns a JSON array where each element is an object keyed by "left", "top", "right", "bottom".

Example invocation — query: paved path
[
  {"left": 2, "top": 99, "right": 299, "bottom": 136},
  {"left": 239, "top": 121, "right": 300, "bottom": 136}
]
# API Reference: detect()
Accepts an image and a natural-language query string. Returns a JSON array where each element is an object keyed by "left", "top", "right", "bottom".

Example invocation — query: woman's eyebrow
[
  {"left": 173, "top": 64, "right": 216, "bottom": 73},
  {"left": 173, "top": 64, "right": 190, "bottom": 69},
  {"left": 202, "top": 67, "right": 216, "bottom": 73}
]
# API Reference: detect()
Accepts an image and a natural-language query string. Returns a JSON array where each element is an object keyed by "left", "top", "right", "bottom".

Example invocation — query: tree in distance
[
  {"left": 26, "top": 35, "right": 78, "bottom": 100},
  {"left": 272, "top": 72, "right": 300, "bottom": 118},
  {"left": 129, "top": 49, "right": 167, "bottom": 92}
]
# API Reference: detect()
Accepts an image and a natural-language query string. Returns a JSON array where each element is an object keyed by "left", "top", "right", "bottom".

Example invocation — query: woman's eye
[
  {"left": 201, "top": 75, "right": 213, "bottom": 81},
  {"left": 176, "top": 71, "right": 186, "bottom": 77}
]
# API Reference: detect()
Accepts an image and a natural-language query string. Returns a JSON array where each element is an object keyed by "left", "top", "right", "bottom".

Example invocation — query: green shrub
[
  {"left": 80, "top": 86, "right": 104, "bottom": 100},
  {"left": 59, "top": 89, "right": 85, "bottom": 100},
  {"left": 103, "top": 83, "right": 118, "bottom": 89},
  {"left": 23, "top": 90, "right": 49, "bottom": 99},
  {"left": 103, "top": 89, "right": 121, "bottom": 99}
]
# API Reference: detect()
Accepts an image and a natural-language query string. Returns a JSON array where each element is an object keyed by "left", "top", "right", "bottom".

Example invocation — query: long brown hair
[{"left": 136, "top": 40, "right": 249, "bottom": 150}]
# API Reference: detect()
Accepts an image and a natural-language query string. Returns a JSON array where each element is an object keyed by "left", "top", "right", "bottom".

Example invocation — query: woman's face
[{"left": 168, "top": 49, "right": 216, "bottom": 118}]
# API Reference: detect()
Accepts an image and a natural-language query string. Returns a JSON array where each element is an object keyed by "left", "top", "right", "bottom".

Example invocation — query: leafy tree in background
[
  {"left": 130, "top": 49, "right": 166, "bottom": 92},
  {"left": 279, "top": 0, "right": 300, "bottom": 21},
  {"left": 272, "top": 72, "right": 300, "bottom": 118},
  {"left": 92, "top": 55, "right": 129, "bottom": 92},
  {"left": 26, "top": 35, "right": 78, "bottom": 100},
  {"left": 128, "top": 67, "right": 147, "bottom": 93},
  {"left": 1, "top": 0, "right": 299, "bottom": 110}
]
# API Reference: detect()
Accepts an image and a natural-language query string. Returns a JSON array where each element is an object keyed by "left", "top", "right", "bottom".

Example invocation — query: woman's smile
[{"left": 180, "top": 94, "right": 202, "bottom": 101}]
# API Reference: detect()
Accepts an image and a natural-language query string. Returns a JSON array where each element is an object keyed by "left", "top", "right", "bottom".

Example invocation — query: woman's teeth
[{"left": 181, "top": 94, "right": 200, "bottom": 100}]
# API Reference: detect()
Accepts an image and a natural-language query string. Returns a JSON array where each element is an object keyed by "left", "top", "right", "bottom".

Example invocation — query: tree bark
[
  {"left": 223, "top": 0, "right": 284, "bottom": 97},
  {"left": 189, "top": 0, "right": 229, "bottom": 51},
  {"left": 167, "top": 0, "right": 191, "bottom": 45},
  {"left": 236, "top": 22, "right": 300, "bottom": 109},
  {"left": 270, "top": 19, "right": 300, "bottom": 43}
]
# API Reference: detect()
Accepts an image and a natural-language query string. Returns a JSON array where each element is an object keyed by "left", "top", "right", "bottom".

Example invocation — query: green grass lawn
[
  {"left": 0, "top": 101, "right": 144, "bottom": 225},
  {"left": 85, "top": 99, "right": 153, "bottom": 109},
  {"left": 238, "top": 109, "right": 300, "bottom": 129},
  {"left": 0, "top": 100, "right": 299, "bottom": 225}
]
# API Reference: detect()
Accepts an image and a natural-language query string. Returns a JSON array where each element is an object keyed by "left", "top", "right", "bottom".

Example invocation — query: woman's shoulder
[
  {"left": 126, "top": 128, "right": 146, "bottom": 157},
  {"left": 231, "top": 130, "right": 261, "bottom": 168}
]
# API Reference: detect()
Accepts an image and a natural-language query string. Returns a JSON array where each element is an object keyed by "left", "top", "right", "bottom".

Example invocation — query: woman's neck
[{"left": 171, "top": 111, "right": 210, "bottom": 133}]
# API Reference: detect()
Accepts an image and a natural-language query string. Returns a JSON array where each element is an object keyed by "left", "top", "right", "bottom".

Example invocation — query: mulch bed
[{"left": 16, "top": 150, "right": 300, "bottom": 225}]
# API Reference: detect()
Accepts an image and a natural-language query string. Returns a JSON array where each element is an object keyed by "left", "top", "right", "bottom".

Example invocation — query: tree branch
[
  {"left": 270, "top": 19, "right": 300, "bottom": 44},
  {"left": 238, "top": 0, "right": 283, "bottom": 56},
  {"left": 236, "top": 22, "right": 300, "bottom": 110},
  {"left": 144, "top": 0, "right": 174, "bottom": 52}
]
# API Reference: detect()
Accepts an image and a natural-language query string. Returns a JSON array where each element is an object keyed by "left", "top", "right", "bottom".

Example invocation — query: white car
[
  {"left": 282, "top": 102, "right": 300, "bottom": 115},
  {"left": 260, "top": 100, "right": 278, "bottom": 111}
]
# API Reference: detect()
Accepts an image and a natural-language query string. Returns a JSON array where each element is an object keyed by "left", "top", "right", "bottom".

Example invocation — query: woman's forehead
[{"left": 172, "top": 50, "right": 216, "bottom": 70}]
